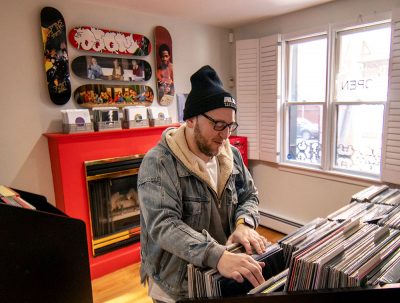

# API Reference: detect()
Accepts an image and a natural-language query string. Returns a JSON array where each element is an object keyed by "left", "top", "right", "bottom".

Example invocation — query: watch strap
[{"left": 236, "top": 217, "right": 255, "bottom": 229}]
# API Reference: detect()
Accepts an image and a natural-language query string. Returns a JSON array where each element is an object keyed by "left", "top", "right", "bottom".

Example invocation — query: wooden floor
[{"left": 92, "top": 226, "right": 285, "bottom": 303}]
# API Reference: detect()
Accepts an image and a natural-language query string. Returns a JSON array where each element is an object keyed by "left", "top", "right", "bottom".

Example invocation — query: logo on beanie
[{"left": 224, "top": 97, "right": 236, "bottom": 108}]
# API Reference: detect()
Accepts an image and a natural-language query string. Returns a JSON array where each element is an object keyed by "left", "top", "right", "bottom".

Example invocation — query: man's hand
[
  {"left": 217, "top": 250, "right": 265, "bottom": 287},
  {"left": 226, "top": 224, "right": 269, "bottom": 255}
]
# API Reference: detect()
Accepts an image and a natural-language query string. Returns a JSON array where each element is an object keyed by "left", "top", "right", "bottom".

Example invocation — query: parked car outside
[{"left": 297, "top": 117, "right": 320, "bottom": 140}]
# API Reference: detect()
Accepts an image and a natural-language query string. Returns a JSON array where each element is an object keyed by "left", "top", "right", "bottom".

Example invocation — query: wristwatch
[{"left": 236, "top": 217, "right": 255, "bottom": 229}]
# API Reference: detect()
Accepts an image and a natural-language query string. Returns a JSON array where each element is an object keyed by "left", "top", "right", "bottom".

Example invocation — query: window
[
  {"left": 285, "top": 35, "right": 326, "bottom": 166},
  {"left": 333, "top": 24, "right": 391, "bottom": 176},
  {"left": 282, "top": 22, "right": 391, "bottom": 178}
]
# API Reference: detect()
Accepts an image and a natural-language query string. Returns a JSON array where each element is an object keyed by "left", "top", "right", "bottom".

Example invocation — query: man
[
  {"left": 131, "top": 59, "right": 145, "bottom": 80},
  {"left": 138, "top": 65, "right": 267, "bottom": 303},
  {"left": 87, "top": 57, "right": 103, "bottom": 79},
  {"left": 156, "top": 44, "right": 174, "bottom": 101}
]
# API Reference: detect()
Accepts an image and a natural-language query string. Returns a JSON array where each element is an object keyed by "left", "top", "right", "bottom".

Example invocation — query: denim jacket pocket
[
  {"left": 182, "top": 195, "right": 209, "bottom": 229},
  {"left": 157, "top": 251, "right": 187, "bottom": 292}
]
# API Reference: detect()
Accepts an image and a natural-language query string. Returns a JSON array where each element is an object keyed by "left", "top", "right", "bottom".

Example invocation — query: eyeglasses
[{"left": 201, "top": 113, "right": 239, "bottom": 132}]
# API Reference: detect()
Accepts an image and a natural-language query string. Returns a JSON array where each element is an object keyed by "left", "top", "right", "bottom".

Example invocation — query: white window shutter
[
  {"left": 382, "top": 9, "right": 400, "bottom": 185},
  {"left": 259, "top": 35, "right": 280, "bottom": 163},
  {"left": 236, "top": 39, "right": 260, "bottom": 160}
]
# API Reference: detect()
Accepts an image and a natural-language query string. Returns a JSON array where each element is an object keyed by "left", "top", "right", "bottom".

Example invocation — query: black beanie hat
[{"left": 183, "top": 65, "right": 236, "bottom": 120}]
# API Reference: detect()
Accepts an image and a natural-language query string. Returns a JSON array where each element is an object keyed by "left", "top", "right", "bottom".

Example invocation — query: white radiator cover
[{"left": 259, "top": 209, "right": 302, "bottom": 235}]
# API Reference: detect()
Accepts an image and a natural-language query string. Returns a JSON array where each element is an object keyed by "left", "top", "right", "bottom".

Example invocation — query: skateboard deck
[
  {"left": 74, "top": 84, "right": 154, "bottom": 108},
  {"left": 71, "top": 56, "right": 152, "bottom": 82},
  {"left": 69, "top": 26, "right": 151, "bottom": 56},
  {"left": 155, "top": 26, "right": 174, "bottom": 106},
  {"left": 40, "top": 7, "right": 71, "bottom": 105}
]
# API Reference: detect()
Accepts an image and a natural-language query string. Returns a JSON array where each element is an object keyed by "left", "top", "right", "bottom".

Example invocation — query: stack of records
[
  {"left": 187, "top": 243, "right": 285, "bottom": 299},
  {"left": 378, "top": 206, "right": 400, "bottom": 229},
  {"left": 185, "top": 184, "right": 400, "bottom": 298},
  {"left": 351, "top": 185, "right": 389, "bottom": 202},
  {"left": 122, "top": 106, "right": 149, "bottom": 128},
  {"left": 283, "top": 219, "right": 400, "bottom": 291},
  {"left": 92, "top": 107, "right": 121, "bottom": 131},
  {"left": 327, "top": 185, "right": 400, "bottom": 225},
  {"left": 327, "top": 202, "right": 395, "bottom": 224},
  {"left": 247, "top": 268, "right": 289, "bottom": 295},
  {"left": 61, "top": 109, "right": 93, "bottom": 133},
  {"left": 371, "top": 188, "right": 400, "bottom": 205},
  {"left": 367, "top": 242, "right": 400, "bottom": 286},
  {"left": 279, "top": 217, "right": 342, "bottom": 267},
  {"left": 147, "top": 107, "right": 172, "bottom": 126}
]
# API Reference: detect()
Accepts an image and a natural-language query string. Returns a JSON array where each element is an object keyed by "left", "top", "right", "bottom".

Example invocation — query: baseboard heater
[{"left": 259, "top": 211, "right": 303, "bottom": 235}]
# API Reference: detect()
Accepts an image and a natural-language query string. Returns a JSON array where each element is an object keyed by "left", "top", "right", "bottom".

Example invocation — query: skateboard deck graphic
[
  {"left": 69, "top": 26, "right": 151, "bottom": 56},
  {"left": 71, "top": 56, "right": 152, "bottom": 82},
  {"left": 74, "top": 84, "right": 153, "bottom": 108},
  {"left": 155, "top": 26, "right": 174, "bottom": 106},
  {"left": 41, "top": 7, "right": 71, "bottom": 105}
]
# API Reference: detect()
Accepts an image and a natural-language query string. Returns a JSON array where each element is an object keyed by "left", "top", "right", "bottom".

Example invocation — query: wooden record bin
[
  {"left": 0, "top": 188, "right": 93, "bottom": 303},
  {"left": 179, "top": 282, "right": 400, "bottom": 302}
]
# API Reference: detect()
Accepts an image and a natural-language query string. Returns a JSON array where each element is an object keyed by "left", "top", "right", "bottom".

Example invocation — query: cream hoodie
[{"left": 165, "top": 124, "right": 234, "bottom": 198}]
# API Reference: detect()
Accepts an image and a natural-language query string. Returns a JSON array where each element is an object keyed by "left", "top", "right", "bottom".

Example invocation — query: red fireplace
[
  {"left": 85, "top": 154, "right": 143, "bottom": 257},
  {"left": 44, "top": 125, "right": 178, "bottom": 279}
]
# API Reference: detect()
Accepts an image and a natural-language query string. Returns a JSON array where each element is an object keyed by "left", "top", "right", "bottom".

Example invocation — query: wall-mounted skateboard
[
  {"left": 69, "top": 26, "right": 151, "bottom": 56},
  {"left": 74, "top": 84, "right": 153, "bottom": 108},
  {"left": 40, "top": 7, "right": 71, "bottom": 105},
  {"left": 71, "top": 56, "right": 152, "bottom": 82},
  {"left": 155, "top": 26, "right": 174, "bottom": 106}
]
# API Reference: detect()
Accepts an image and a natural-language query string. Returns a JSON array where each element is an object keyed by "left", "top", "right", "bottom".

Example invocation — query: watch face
[
  {"left": 237, "top": 217, "right": 255, "bottom": 228},
  {"left": 244, "top": 217, "right": 255, "bottom": 228}
]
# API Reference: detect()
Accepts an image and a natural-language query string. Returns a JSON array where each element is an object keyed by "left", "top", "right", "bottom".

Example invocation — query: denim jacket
[{"left": 138, "top": 125, "right": 260, "bottom": 299}]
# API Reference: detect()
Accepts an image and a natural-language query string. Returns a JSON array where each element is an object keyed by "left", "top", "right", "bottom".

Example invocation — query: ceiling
[{"left": 82, "top": 0, "right": 334, "bottom": 28}]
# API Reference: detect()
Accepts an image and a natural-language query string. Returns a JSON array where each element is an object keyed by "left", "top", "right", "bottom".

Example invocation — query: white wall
[
  {"left": 234, "top": 0, "right": 400, "bottom": 39},
  {"left": 252, "top": 162, "right": 370, "bottom": 229},
  {"left": 0, "top": 0, "right": 231, "bottom": 204},
  {"left": 233, "top": 0, "right": 400, "bottom": 233}
]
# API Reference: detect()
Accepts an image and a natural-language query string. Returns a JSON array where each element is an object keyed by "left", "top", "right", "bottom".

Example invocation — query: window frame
[
  {"left": 280, "top": 19, "right": 392, "bottom": 179},
  {"left": 330, "top": 20, "right": 391, "bottom": 178},
  {"left": 282, "top": 30, "right": 329, "bottom": 170}
]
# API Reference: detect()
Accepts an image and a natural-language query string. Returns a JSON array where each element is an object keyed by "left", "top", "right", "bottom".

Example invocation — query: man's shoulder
[
  {"left": 230, "top": 144, "right": 241, "bottom": 158},
  {"left": 142, "top": 140, "right": 178, "bottom": 166},
  {"left": 229, "top": 145, "right": 245, "bottom": 169},
  {"left": 143, "top": 142, "right": 169, "bottom": 159},
  {"left": 139, "top": 143, "right": 179, "bottom": 181}
]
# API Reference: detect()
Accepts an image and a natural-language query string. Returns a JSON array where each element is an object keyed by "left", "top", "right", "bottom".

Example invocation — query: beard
[{"left": 194, "top": 122, "right": 220, "bottom": 157}]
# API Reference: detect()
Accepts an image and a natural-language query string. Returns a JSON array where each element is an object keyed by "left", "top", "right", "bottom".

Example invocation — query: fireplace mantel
[{"left": 44, "top": 125, "right": 179, "bottom": 279}]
